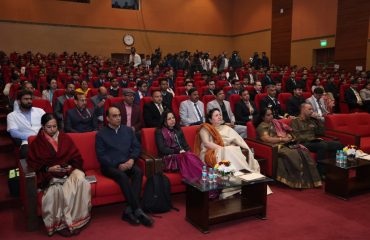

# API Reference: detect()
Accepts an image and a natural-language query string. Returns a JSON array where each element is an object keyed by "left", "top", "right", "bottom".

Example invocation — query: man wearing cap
[
  {"left": 179, "top": 88, "right": 205, "bottom": 126},
  {"left": 113, "top": 88, "right": 142, "bottom": 134}
]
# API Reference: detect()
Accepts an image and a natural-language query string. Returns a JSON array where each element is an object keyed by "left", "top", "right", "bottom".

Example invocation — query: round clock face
[{"left": 123, "top": 34, "right": 134, "bottom": 46}]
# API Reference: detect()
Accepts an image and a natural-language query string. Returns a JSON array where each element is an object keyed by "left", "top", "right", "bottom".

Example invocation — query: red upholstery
[
  {"left": 52, "top": 89, "right": 66, "bottom": 106},
  {"left": 140, "top": 97, "right": 152, "bottom": 127},
  {"left": 325, "top": 113, "right": 370, "bottom": 152},
  {"left": 32, "top": 99, "right": 53, "bottom": 113},
  {"left": 194, "top": 80, "right": 206, "bottom": 89},
  {"left": 172, "top": 95, "right": 189, "bottom": 121},
  {"left": 175, "top": 86, "right": 187, "bottom": 96},
  {"left": 254, "top": 93, "right": 268, "bottom": 111},
  {"left": 87, "top": 88, "right": 99, "bottom": 98},
  {"left": 223, "top": 86, "right": 232, "bottom": 93},
  {"left": 140, "top": 125, "right": 200, "bottom": 193},
  {"left": 244, "top": 85, "right": 254, "bottom": 93},
  {"left": 229, "top": 94, "right": 241, "bottom": 112},
  {"left": 216, "top": 80, "right": 229, "bottom": 89},
  {"left": 198, "top": 86, "right": 209, "bottom": 96},
  {"left": 302, "top": 92, "right": 312, "bottom": 100},
  {"left": 62, "top": 98, "right": 93, "bottom": 118},
  {"left": 202, "top": 95, "right": 216, "bottom": 113},
  {"left": 278, "top": 93, "right": 292, "bottom": 112}
]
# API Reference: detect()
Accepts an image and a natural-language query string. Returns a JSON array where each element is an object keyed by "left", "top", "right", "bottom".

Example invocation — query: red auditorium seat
[
  {"left": 62, "top": 98, "right": 93, "bottom": 119},
  {"left": 229, "top": 94, "right": 241, "bottom": 113},
  {"left": 278, "top": 93, "right": 292, "bottom": 112},
  {"left": 175, "top": 86, "right": 187, "bottom": 96},
  {"left": 254, "top": 93, "right": 268, "bottom": 111},
  {"left": 32, "top": 99, "right": 53, "bottom": 113},
  {"left": 171, "top": 95, "right": 189, "bottom": 121},
  {"left": 52, "top": 89, "right": 66, "bottom": 106},
  {"left": 103, "top": 97, "right": 124, "bottom": 124},
  {"left": 202, "top": 95, "right": 216, "bottom": 113}
]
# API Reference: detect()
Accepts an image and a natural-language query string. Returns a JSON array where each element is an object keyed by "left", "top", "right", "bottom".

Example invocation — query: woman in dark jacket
[{"left": 155, "top": 110, "right": 204, "bottom": 181}]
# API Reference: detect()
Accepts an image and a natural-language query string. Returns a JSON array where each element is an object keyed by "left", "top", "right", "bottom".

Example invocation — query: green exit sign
[{"left": 320, "top": 39, "right": 327, "bottom": 47}]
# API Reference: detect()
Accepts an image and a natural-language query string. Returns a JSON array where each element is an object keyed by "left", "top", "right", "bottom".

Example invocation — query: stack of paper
[{"left": 238, "top": 172, "right": 266, "bottom": 181}]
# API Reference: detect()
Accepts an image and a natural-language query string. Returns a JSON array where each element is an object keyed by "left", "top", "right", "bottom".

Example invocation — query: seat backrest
[
  {"left": 339, "top": 84, "right": 351, "bottom": 102},
  {"left": 52, "top": 89, "right": 66, "bottom": 106},
  {"left": 223, "top": 86, "right": 233, "bottom": 93},
  {"left": 198, "top": 86, "right": 209, "bottom": 97},
  {"left": 325, "top": 113, "right": 370, "bottom": 136},
  {"left": 140, "top": 97, "right": 153, "bottom": 127},
  {"left": 202, "top": 95, "right": 216, "bottom": 113},
  {"left": 62, "top": 98, "right": 93, "bottom": 118},
  {"left": 68, "top": 132, "right": 100, "bottom": 170},
  {"left": 181, "top": 125, "right": 200, "bottom": 152},
  {"left": 141, "top": 128, "right": 158, "bottom": 157},
  {"left": 302, "top": 92, "right": 312, "bottom": 100},
  {"left": 244, "top": 85, "right": 254, "bottom": 93},
  {"left": 171, "top": 95, "right": 189, "bottom": 122},
  {"left": 32, "top": 99, "right": 53, "bottom": 113},
  {"left": 175, "top": 86, "right": 186, "bottom": 96},
  {"left": 254, "top": 93, "right": 268, "bottom": 111},
  {"left": 216, "top": 80, "right": 229, "bottom": 89},
  {"left": 229, "top": 94, "right": 241, "bottom": 112},
  {"left": 247, "top": 121, "right": 257, "bottom": 139},
  {"left": 278, "top": 92, "right": 292, "bottom": 112}
]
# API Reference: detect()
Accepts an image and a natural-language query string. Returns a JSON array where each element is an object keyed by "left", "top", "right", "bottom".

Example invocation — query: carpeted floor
[{"left": 1, "top": 184, "right": 370, "bottom": 240}]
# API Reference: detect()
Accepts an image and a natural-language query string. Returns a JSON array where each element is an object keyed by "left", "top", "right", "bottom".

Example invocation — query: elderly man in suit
[
  {"left": 305, "top": 87, "right": 329, "bottom": 122},
  {"left": 90, "top": 86, "right": 109, "bottom": 125},
  {"left": 143, "top": 90, "right": 169, "bottom": 128},
  {"left": 260, "top": 84, "right": 286, "bottom": 119},
  {"left": 54, "top": 83, "right": 75, "bottom": 127},
  {"left": 207, "top": 88, "right": 247, "bottom": 138},
  {"left": 235, "top": 89, "right": 258, "bottom": 125},
  {"left": 113, "top": 88, "right": 142, "bottom": 137},
  {"left": 179, "top": 88, "right": 204, "bottom": 126}
]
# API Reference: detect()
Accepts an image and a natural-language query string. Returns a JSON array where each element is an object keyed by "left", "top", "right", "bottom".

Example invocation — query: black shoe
[
  {"left": 122, "top": 212, "right": 140, "bottom": 225},
  {"left": 136, "top": 212, "right": 154, "bottom": 227}
]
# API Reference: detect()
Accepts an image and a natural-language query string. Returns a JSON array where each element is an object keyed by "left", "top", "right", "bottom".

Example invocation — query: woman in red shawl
[{"left": 27, "top": 113, "right": 91, "bottom": 237}]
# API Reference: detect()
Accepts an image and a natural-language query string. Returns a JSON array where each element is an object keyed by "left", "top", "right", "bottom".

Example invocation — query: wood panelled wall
[
  {"left": 334, "top": 0, "right": 370, "bottom": 71},
  {"left": 271, "top": 0, "right": 293, "bottom": 66}
]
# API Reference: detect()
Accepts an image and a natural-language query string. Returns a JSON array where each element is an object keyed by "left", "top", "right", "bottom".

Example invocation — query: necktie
[
  {"left": 194, "top": 103, "right": 203, "bottom": 121},
  {"left": 316, "top": 99, "right": 324, "bottom": 116},
  {"left": 158, "top": 104, "right": 163, "bottom": 114}
]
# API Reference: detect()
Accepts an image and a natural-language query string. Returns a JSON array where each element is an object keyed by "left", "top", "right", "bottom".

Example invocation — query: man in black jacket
[
  {"left": 286, "top": 84, "right": 305, "bottom": 116},
  {"left": 143, "top": 90, "right": 169, "bottom": 128},
  {"left": 260, "top": 84, "right": 286, "bottom": 119}
]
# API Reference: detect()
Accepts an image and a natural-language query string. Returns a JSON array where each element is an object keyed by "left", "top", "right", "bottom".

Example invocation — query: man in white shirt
[
  {"left": 179, "top": 88, "right": 204, "bottom": 126},
  {"left": 129, "top": 47, "right": 142, "bottom": 68},
  {"left": 7, "top": 90, "right": 45, "bottom": 158}
]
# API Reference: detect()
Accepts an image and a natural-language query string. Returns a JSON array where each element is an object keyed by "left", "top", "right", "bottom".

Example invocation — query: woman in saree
[
  {"left": 195, "top": 108, "right": 269, "bottom": 198},
  {"left": 27, "top": 113, "right": 91, "bottom": 237},
  {"left": 155, "top": 110, "right": 204, "bottom": 181},
  {"left": 254, "top": 107, "right": 322, "bottom": 188}
]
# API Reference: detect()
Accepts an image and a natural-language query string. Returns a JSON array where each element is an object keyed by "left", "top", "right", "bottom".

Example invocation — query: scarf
[
  {"left": 194, "top": 123, "right": 224, "bottom": 167},
  {"left": 272, "top": 119, "right": 292, "bottom": 137}
]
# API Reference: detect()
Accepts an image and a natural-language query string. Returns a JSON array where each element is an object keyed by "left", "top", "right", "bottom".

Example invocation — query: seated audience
[
  {"left": 108, "top": 78, "right": 120, "bottom": 97},
  {"left": 90, "top": 86, "right": 109, "bottom": 124},
  {"left": 183, "top": 80, "right": 194, "bottom": 96},
  {"left": 194, "top": 108, "right": 267, "bottom": 198},
  {"left": 96, "top": 106, "right": 153, "bottom": 227},
  {"left": 203, "top": 79, "right": 216, "bottom": 96},
  {"left": 93, "top": 71, "right": 106, "bottom": 88},
  {"left": 54, "top": 83, "right": 75, "bottom": 126},
  {"left": 311, "top": 78, "right": 324, "bottom": 93},
  {"left": 260, "top": 84, "right": 286, "bottom": 119},
  {"left": 42, "top": 77, "right": 58, "bottom": 105},
  {"left": 234, "top": 89, "right": 258, "bottom": 125},
  {"left": 245, "top": 67, "right": 256, "bottom": 85},
  {"left": 13, "top": 81, "right": 41, "bottom": 110},
  {"left": 179, "top": 88, "right": 204, "bottom": 126},
  {"left": 65, "top": 92, "right": 97, "bottom": 133},
  {"left": 305, "top": 87, "right": 329, "bottom": 122},
  {"left": 226, "top": 80, "right": 242, "bottom": 100},
  {"left": 134, "top": 80, "right": 149, "bottom": 104},
  {"left": 359, "top": 82, "right": 370, "bottom": 112},
  {"left": 143, "top": 90, "right": 169, "bottom": 128},
  {"left": 262, "top": 70, "right": 274, "bottom": 87},
  {"left": 75, "top": 79, "right": 90, "bottom": 96},
  {"left": 345, "top": 80, "right": 368, "bottom": 111},
  {"left": 159, "top": 78, "right": 174, "bottom": 107},
  {"left": 113, "top": 88, "right": 142, "bottom": 137},
  {"left": 250, "top": 81, "right": 263, "bottom": 101},
  {"left": 7, "top": 90, "right": 45, "bottom": 158},
  {"left": 291, "top": 103, "right": 343, "bottom": 177},
  {"left": 286, "top": 84, "right": 305, "bottom": 117},
  {"left": 155, "top": 110, "right": 204, "bottom": 181},
  {"left": 27, "top": 113, "right": 91, "bottom": 237},
  {"left": 255, "top": 108, "right": 322, "bottom": 188},
  {"left": 285, "top": 72, "right": 297, "bottom": 93},
  {"left": 207, "top": 88, "right": 246, "bottom": 138}
]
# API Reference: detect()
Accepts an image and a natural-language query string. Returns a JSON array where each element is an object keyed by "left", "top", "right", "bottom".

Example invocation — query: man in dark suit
[
  {"left": 250, "top": 81, "right": 263, "bottom": 101},
  {"left": 143, "top": 90, "right": 169, "bottom": 128},
  {"left": 234, "top": 89, "right": 258, "bottom": 125},
  {"left": 286, "top": 84, "right": 305, "bottom": 116},
  {"left": 54, "top": 83, "right": 75, "bottom": 127},
  {"left": 134, "top": 80, "right": 149, "bottom": 104},
  {"left": 260, "top": 84, "right": 286, "bottom": 119},
  {"left": 262, "top": 70, "right": 274, "bottom": 88},
  {"left": 65, "top": 92, "right": 98, "bottom": 133},
  {"left": 93, "top": 71, "right": 106, "bottom": 88},
  {"left": 245, "top": 67, "right": 257, "bottom": 85},
  {"left": 226, "top": 80, "right": 242, "bottom": 100},
  {"left": 113, "top": 88, "right": 142, "bottom": 132},
  {"left": 345, "top": 80, "right": 365, "bottom": 110},
  {"left": 285, "top": 72, "right": 297, "bottom": 93},
  {"left": 90, "top": 86, "right": 109, "bottom": 124},
  {"left": 159, "top": 78, "right": 173, "bottom": 108},
  {"left": 203, "top": 79, "right": 216, "bottom": 96}
]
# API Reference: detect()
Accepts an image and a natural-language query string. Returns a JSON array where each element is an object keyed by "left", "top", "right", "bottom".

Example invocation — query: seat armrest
[
  {"left": 325, "top": 129, "right": 361, "bottom": 146},
  {"left": 19, "top": 159, "right": 38, "bottom": 231},
  {"left": 139, "top": 151, "right": 159, "bottom": 177}
]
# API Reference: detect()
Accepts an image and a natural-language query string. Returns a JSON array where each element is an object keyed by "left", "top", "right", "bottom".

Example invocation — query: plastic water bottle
[
  {"left": 213, "top": 168, "right": 218, "bottom": 183},
  {"left": 339, "top": 150, "right": 344, "bottom": 164},
  {"left": 336, "top": 150, "right": 340, "bottom": 164},
  {"left": 208, "top": 168, "right": 214, "bottom": 183},
  {"left": 201, "top": 166, "right": 207, "bottom": 181}
]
